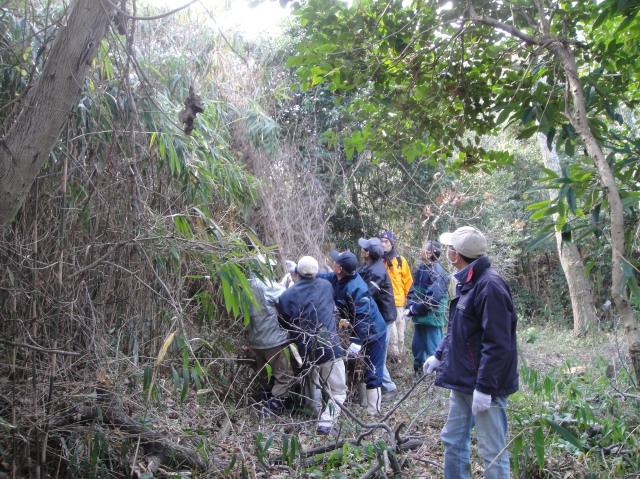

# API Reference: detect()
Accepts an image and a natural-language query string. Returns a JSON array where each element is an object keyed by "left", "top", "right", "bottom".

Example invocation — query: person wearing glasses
[{"left": 424, "top": 226, "right": 518, "bottom": 479}]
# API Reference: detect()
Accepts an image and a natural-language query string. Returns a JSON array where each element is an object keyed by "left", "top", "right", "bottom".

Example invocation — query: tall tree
[
  {"left": 536, "top": 133, "right": 598, "bottom": 336},
  {"left": 286, "top": 0, "right": 640, "bottom": 381},
  {"left": 0, "top": 0, "right": 113, "bottom": 225}
]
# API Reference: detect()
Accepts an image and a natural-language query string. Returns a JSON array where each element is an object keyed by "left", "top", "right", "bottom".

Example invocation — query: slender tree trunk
[
  {"left": 546, "top": 41, "right": 640, "bottom": 381},
  {"left": 536, "top": 133, "right": 598, "bottom": 336},
  {"left": 470, "top": 3, "right": 640, "bottom": 388},
  {"left": 0, "top": 0, "right": 113, "bottom": 226}
]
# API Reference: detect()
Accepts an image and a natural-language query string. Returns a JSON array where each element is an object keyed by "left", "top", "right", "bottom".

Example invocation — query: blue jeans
[
  {"left": 412, "top": 324, "right": 443, "bottom": 370},
  {"left": 441, "top": 390, "right": 510, "bottom": 479},
  {"left": 362, "top": 335, "right": 385, "bottom": 389},
  {"left": 381, "top": 322, "right": 397, "bottom": 392}
]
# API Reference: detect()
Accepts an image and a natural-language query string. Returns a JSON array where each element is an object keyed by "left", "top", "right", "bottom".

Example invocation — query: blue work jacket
[
  {"left": 276, "top": 276, "right": 344, "bottom": 365},
  {"left": 434, "top": 255, "right": 519, "bottom": 397},
  {"left": 317, "top": 272, "right": 387, "bottom": 345}
]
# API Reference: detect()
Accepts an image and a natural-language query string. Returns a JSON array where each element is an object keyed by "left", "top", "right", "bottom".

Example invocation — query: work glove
[
  {"left": 402, "top": 307, "right": 412, "bottom": 320},
  {"left": 423, "top": 355, "right": 441, "bottom": 375},
  {"left": 285, "top": 260, "right": 297, "bottom": 274},
  {"left": 347, "top": 343, "right": 362, "bottom": 357},
  {"left": 472, "top": 390, "right": 492, "bottom": 415}
]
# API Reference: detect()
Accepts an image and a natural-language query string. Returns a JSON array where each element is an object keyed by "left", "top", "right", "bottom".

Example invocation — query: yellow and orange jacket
[{"left": 383, "top": 254, "right": 413, "bottom": 307}]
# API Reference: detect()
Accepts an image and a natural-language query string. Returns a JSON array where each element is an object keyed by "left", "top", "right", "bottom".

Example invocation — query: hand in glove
[
  {"left": 347, "top": 343, "right": 362, "bottom": 357},
  {"left": 285, "top": 260, "right": 297, "bottom": 274},
  {"left": 423, "top": 356, "right": 441, "bottom": 375},
  {"left": 472, "top": 390, "right": 492, "bottom": 415},
  {"left": 402, "top": 307, "right": 412, "bottom": 320}
]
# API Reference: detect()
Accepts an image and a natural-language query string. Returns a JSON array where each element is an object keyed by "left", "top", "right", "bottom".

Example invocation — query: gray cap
[
  {"left": 297, "top": 256, "right": 319, "bottom": 277},
  {"left": 439, "top": 226, "right": 486, "bottom": 259},
  {"left": 358, "top": 237, "right": 384, "bottom": 258}
]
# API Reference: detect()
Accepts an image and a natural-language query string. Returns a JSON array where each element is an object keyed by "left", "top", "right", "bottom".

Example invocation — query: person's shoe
[
  {"left": 266, "top": 397, "right": 286, "bottom": 412},
  {"left": 258, "top": 391, "right": 273, "bottom": 402},
  {"left": 316, "top": 425, "right": 338, "bottom": 436},
  {"left": 381, "top": 389, "right": 397, "bottom": 403}
]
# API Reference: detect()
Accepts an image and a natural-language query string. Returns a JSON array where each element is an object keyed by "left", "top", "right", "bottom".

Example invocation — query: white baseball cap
[
  {"left": 297, "top": 256, "right": 319, "bottom": 277},
  {"left": 439, "top": 226, "right": 486, "bottom": 259}
]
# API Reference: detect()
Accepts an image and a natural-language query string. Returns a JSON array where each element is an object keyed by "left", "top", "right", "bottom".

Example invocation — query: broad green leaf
[
  {"left": 543, "top": 418, "right": 587, "bottom": 451},
  {"left": 521, "top": 106, "right": 536, "bottom": 125},
  {"left": 533, "top": 424, "right": 545, "bottom": 471}
]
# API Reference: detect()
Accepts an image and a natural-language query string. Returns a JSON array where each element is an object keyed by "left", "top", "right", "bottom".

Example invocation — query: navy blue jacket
[
  {"left": 317, "top": 272, "right": 386, "bottom": 345},
  {"left": 357, "top": 259, "right": 397, "bottom": 324},
  {"left": 434, "top": 255, "right": 518, "bottom": 397},
  {"left": 277, "top": 277, "right": 344, "bottom": 365}
]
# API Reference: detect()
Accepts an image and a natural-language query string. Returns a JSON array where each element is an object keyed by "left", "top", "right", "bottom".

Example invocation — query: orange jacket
[{"left": 383, "top": 254, "right": 413, "bottom": 307}]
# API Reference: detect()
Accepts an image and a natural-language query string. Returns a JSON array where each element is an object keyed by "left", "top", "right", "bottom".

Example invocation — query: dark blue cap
[{"left": 330, "top": 250, "right": 358, "bottom": 274}]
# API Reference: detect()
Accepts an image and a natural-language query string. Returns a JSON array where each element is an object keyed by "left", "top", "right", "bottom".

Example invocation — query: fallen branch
[
  {"left": 51, "top": 387, "right": 211, "bottom": 471},
  {"left": 0, "top": 338, "right": 80, "bottom": 356}
]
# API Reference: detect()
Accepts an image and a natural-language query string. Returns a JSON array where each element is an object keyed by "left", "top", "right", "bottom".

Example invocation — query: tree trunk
[
  {"left": 546, "top": 41, "right": 640, "bottom": 382},
  {"left": 470, "top": 5, "right": 640, "bottom": 387},
  {"left": 0, "top": 0, "right": 113, "bottom": 226},
  {"left": 536, "top": 133, "right": 598, "bottom": 336}
]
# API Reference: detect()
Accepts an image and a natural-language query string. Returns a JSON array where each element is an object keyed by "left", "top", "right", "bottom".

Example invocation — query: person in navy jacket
[
  {"left": 423, "top": 226, "right": 518, "bottom": 479},
  {"left": 316, "top": 250, "right": 387, "bottom": 416},
  {"left": 278, "top": 256, "right": 346, "bottom": 436}
]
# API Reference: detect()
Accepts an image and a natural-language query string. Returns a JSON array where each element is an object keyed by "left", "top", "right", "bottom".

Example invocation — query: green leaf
[
  {"left": 585, "top": 85, "right": 595, "bottom": 107},
  {"left": 546, "top": 128, "right": 556, "bottom": 151},
  {"left": 533, "top": 424, "right": 545, "bottom": 471},
  {"left": 181, "top": 366, "right": 189, "bottom": 404},
  {"left": 224, "top": 453, "right": 237, "bottom": 474},
  {"left": 584, "top": 259, "right": 597, "bottom": 277},
  {"left": 565, "top": 138, "right": 575, "bottom": 157},
  {"left": 526, "top": 200, "right": 552, "bottom": 210},
  {"left": 567, "top": 188, "right": 577, "bottom": 215},
  {"left": 521, "top": 106, "right": 536, "bottom": 125},
  {"left": 525, "top": 232, "right": 554, "bottom": 253},
  {"left": 543, "top": 418, "right": 587, "bottom": 451},
  {"left": 512, "top": 435, "right": 524, "bottom": 477},
  {"left": 265, "top": 364, "right": 272, "bottom": 383},
  {"left": 530, "top": 205, "right": 559, "bottom": 221},
  {"left": 604, "top": 100, "right": 615, "bottom": 121}
]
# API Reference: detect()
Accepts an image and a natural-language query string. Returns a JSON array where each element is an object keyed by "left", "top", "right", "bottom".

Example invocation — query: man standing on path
[
  {"left": 404, "top": 240, "right": 449, "bottom": 380},
  {"left": 423, "top": 226, "right": 518, "bottom": 479},
  {"left": 247, "top": 255, "right": 294, "bottom": 411},
  {"left": 357, "top": 237, "right": 399, "bottom": 403},
  {"left": 379, "top": 231, "right": 413, "bottom": 362},
  {"left": 278, "top": 256, "right": 347, "bottom": 436},
  {"left": 315, "top": 250, "right": 388, "bottom": 416}
]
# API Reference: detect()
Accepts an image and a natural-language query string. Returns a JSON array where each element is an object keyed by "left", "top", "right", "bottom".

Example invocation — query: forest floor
[
  {"left": 2, "top": 322, "right": 634, "bottom": 478},
  {"left": 153, "top": 323, "right": 632, "bottom": 478}
]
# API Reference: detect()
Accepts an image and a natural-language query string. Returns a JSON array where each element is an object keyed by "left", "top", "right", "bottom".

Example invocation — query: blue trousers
[
  {"left": 412, "top": 324, "right": 443, "bottom": 370},
  {"left": 441, "top": 390, "right": 510, "bottom": 479},
  {"left": 382, "top": 321, "right": 397, "bottom": 392},
  {"left": 362, "top": 335, "right": 386, "bottom": 389}
]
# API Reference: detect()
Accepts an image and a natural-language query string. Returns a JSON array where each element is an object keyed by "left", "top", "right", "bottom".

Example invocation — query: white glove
[
  {"left": 423, "top": 356, "right": 441, "bottom": 375},
  {"left": 347, "top": 343, "right": 362, "bottom": 357},
  {"left": 472, "top": 390, "right": 492, "bottom": 415},
  {"left": 285, "top": 260, "right": 297, "bottom": 274},
  {"left": 402, "top": 308, "right": 412, "bottom": 320}
]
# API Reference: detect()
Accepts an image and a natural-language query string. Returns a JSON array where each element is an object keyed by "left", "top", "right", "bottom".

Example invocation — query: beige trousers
[
  {"left": 388, "top": 307, "right": 407, "bottom": 356},
  {"left": 305, "top": 359, "right": 348, "bottom": 429},
  {"left": 254, "top": 345, "right": 295, "bottom": 397}
]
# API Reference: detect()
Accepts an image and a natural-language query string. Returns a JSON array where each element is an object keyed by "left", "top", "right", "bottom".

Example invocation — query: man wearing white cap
[
  {"left": 279, "top": 256, "right": 347, "bottom": 436},
  {"left": 424, "top": 226, "right": 518, "bottom": 479}
]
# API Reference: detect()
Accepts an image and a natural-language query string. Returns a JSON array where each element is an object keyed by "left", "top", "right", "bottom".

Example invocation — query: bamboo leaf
[
  {"left": 156, "top": 330, "right": 177, "bottom": 365},
  {"left": 533, "top": 424, "right": 546, "bottom": 471},
  {"left": 543, "top": 418, "right": 587, "bottom": 451}
]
